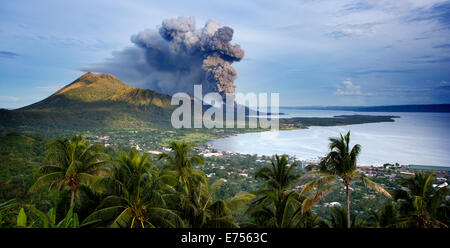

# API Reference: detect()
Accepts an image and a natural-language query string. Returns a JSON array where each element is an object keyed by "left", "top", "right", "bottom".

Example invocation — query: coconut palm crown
[
  {"left": 29, "top": 135, "right": 107, "bottom": 207},
  {"left": 300, "top": 131, "right": 392, "bottom": 228}
]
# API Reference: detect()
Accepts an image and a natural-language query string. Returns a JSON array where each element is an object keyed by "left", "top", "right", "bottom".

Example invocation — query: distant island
[
  {"left": 279, "top": 115, "right": 399, "bottom": 130},
  {"left": 283, "top": 104, "right": 450, "bottom": 113}
]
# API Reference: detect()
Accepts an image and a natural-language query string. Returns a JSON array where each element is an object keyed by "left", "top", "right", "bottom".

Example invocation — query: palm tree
[
  {"left": 329, "top": 206, "right": 365, "bottom": 228},
  {"left": 300, "top": 131, "right": 392, "bottom": 228},
  {"left": 250, "top": 154, "right": 300, "bottom": 228},
  {"left": 180, "top": 179, "right": 249, "bottom": 228},
  {"left": 247, "top": 190, "right": 298, "bottom": 228},
  {"left": 29, "top": 135, "right": 106, "bottom": 207},
  {"left": 247, "top": 190, "right": 328, "bottom": 228},
  {"left": 255, "top": 154, "right": 301, "bottom": 196},
  {"left": 158, "top": 141, "right": 206, "bottom": 194},
  {"left": 247, "top": 155, "right": 326, "bottom": 228},
  {"left": 83, "top": 149, "right": 183, "bottom": 228},
  {"left": 393, "top": 172, "right": 449, "bottom": 228},
  {"left": 157, "top": 142, "right": 254, "bottom": 227},
  {"left": 369, "top": 202, "right": 398, "bottom": 228}
]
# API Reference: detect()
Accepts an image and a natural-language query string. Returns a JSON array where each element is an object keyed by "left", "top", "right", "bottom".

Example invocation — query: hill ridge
[
  {"left": 0, "top": 73, "right": 176, "bottom": 133},
  {"left": 55, "top": 72, "right": 127, "bottom": 95}
]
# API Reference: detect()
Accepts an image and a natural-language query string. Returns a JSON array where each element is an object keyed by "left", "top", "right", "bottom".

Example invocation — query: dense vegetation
[
  {"left": 1, "top": 131, "right": 448, "bottom": 228},
  {"left": 279, "top": 115, "right": 398, "bottom": 129},
  {"left": 0, "top": 132, "right": 47, "bottom": 201}
]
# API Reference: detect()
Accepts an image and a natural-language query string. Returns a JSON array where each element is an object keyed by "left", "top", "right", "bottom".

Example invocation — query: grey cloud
[
  {"left": 340, "top": 1, "right": 373, "bottom": 14},
  {"left": 406, "top": 56, "right": 450, "bottom": 64},
  {"left": 0, "top": 51, "right": 19, "bottom": 58},
  {"left": 433, "top": 43, "right": 450, "bottom": 49},
  {"left": 80, "top": 16, "right": 244, "bottom": 96},
  {"left": 407, "top": 2, "right": 450, "bottom": 29},
  {"left": 351, "top": 69, "right": 413, "bottom": 75}
]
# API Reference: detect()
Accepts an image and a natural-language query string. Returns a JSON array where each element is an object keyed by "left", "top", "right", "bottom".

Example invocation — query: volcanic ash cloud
[{"left": 81, "top": 16, "right": 244, "bottom": 96}]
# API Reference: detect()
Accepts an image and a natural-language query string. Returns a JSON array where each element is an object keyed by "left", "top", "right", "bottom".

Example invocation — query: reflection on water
[{"left": 208, "top": 109, "right": 450, "bottom": 166}]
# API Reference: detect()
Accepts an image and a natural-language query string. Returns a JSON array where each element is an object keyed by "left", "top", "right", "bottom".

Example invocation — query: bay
[{"left": 208, "top": 109, "right": 450, "bottom": 166}]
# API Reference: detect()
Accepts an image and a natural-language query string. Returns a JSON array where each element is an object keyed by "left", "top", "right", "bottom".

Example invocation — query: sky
[{"left": 1, "top": 0, "right": 450, "bottom": 109}]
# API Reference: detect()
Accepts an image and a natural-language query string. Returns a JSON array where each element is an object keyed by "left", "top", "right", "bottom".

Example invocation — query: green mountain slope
[
  {"left": 0, "top": 72, "right": 176, "bottom": 133},
  {"left": 0, "top": 131, "right": 48, "bottom": 201}
]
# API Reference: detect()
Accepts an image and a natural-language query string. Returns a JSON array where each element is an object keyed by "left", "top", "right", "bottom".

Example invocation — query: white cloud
[
  {"left": 327, "top": 22, "right": 382, "bottom": 38},
  {"left": 335, "top": 79, "right": 373, "bottom": 96}
]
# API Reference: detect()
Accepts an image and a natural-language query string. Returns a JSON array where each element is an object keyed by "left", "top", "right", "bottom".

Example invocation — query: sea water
[{"left": 208, "top": 109, "right": 450, "bottom": 166}]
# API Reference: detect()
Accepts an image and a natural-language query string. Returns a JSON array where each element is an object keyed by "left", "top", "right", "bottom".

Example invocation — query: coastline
[
  {"left": 203, "top": 113, "right": 450, "bottom": 167},
  {"left": 201, "top": 115, "right": 401, "bottom": 167}
]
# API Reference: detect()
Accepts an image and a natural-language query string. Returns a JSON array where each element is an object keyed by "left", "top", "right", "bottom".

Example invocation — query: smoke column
[{"left": 81, "top": 16, "right": 244, "bottom": 96}]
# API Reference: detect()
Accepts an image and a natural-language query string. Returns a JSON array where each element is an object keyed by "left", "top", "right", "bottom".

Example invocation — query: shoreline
[
  {"left": 200, "top": 115, "right": 403, "bottom": 167},
  {"left": 202, "top": 114, "right": 448, "bottom": 168}
]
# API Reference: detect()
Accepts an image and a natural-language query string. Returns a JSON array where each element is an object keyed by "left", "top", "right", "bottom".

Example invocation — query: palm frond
[
  {"left": 302, "top": 184, "right": 334, "bottom": 213},
  {"left": 226, "top": 192, "right": 256, "bottom": 212},
  {"left": 360, "top": 175, "right": 392, "bottom": 199},
  {"left": 28, "top": 172, "right": 64, "bottom": 193},
  {"left": 300, "top": 175, "right": 336, "bottom": 197}
]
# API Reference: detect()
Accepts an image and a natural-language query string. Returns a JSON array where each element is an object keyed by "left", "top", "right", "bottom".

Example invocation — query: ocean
[{"left": 208, "top": 108, "right": 450, "bottom": 167}]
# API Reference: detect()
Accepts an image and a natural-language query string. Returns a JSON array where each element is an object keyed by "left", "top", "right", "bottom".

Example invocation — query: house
[
  {"left": 400, "top": 171, "right": 414, "bottom": 176},
  {"left": 201, "top": 152, "right": 222, "bottom": 157},
  {"left": 162, "top": 147, "right": 172, "bottom": 152},
  {"left": 324, "top": 202, "right": 342, "bottom": 207},
  {"left": 147, "top": 150, "right": 162, "bottom": 155}
]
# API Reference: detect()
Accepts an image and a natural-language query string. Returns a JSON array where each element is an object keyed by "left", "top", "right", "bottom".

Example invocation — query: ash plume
[{"left": 80, "top": 16, "right": 244, "bottom": 96}]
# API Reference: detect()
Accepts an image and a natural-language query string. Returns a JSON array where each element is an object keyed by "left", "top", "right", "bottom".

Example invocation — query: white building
[{"left": 324, "top": 202, "right": 342, "bottom": 207}]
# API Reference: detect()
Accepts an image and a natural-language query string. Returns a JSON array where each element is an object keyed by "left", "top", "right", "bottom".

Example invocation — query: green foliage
[
  {"left": 0, "top": 132, "right": 48, "bottom": 202},
  {"left": 16, "top": 208, "right": 27, "bottom": 227},
  {"left": 246, "top": 155, "right": 327, "bottom": 228},
  {"left": 279, "top": 115, "right": 398, "bottom": 130},
  {"left": 0, "top": 131, "right": 448, "bottom": 229},
  {"left": 157, "top": 142, "right": 248, "bottom": 228},
  {"left": 255, "top": 155, "right": 301, "bottom": 193},
  {"left": 392, "top": 172, "right": 449, "bottom": 228},
  {"left": 158, "top": 141, "right": 206, "bottom": 194},
  {"left": 29, "top": 135, "right": 107, "bottom": 206},
  {"left": 33, "top": 204, "right": 83, "bottom": 228},
  {"left": 300, "top": 131, "right": 391, "bottom": 228},
  {"left": 329, "top": 206, "right": 365, "bottom": 228},
  {"left": 84, "top": 149, "right": 184, "bottom": 228},
  {"left": 369, "top": 202, "right": 398, "bottom": 228}
]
